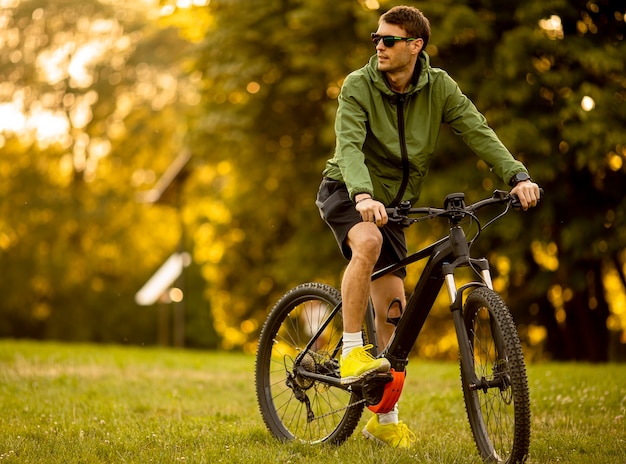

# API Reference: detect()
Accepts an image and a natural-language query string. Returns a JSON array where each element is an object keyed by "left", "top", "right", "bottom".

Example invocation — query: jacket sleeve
[
  {"left": 440, "top": 74, "right": 528, "bottom": 184},
  {"left": 333, "top": 75, "right": 375, "bottom": 200}
]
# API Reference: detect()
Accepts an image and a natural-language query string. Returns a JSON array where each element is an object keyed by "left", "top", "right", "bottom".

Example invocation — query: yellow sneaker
[
  {"left": 340, "top": 344, "right": 390, "bottom": 385},
  {"left": 362, "top": 414, "right": 416, "bottom": 448}
]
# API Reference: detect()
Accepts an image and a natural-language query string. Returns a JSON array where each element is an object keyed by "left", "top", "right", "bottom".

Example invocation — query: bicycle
[{"left": 255, "top": 189, "right": 539, "bottom": 463}]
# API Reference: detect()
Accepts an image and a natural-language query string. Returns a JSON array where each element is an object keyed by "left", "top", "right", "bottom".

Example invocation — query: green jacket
[{"left": 322, "top": 53, "right": 528, "bottom": 206}]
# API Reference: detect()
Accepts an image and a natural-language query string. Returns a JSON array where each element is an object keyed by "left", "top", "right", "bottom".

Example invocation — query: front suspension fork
[{"left": 444, "top": 262, "right": 494, "bottom": 391}]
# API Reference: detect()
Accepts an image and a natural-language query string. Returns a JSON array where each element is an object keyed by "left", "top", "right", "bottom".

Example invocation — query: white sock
[
  {"left": 378, "top": 404, "right": 399, "bottom": 425},
  {"left": 342, "top": 331, "right": 363, "bottom": 357}
]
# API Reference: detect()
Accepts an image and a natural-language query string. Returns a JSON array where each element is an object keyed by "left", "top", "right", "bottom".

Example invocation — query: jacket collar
[{"left": 368, "top": 52, "right": 430, "bottom": 96}]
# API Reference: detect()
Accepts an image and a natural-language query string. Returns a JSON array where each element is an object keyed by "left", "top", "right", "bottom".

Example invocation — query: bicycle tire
[
  {"left": 255, "top": 282, "right": 365, "bottom": 444},
  {"left": 461, "top": 287, "right": 531, "bottom": 463}
]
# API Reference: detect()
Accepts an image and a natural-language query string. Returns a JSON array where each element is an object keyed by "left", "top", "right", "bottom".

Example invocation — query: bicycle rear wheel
[
  {"left": 255, "top": 283, "right": 365, "bottom": 444},
  {"left": 461, "top": 287, "right": 531, "bottom": 463}
]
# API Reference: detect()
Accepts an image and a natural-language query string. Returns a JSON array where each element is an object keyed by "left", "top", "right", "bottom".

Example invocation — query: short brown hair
[{"left": 380, "top": 5, "right": 431, "bottom": 48}]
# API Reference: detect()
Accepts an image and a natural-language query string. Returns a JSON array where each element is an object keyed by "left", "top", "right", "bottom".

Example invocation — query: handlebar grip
[{"left": 510, "top": 187, "right": 544, "bottom": 208}]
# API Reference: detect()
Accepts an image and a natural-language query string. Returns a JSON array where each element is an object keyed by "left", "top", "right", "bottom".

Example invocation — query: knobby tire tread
[{"left": 461, "top": 287, "right": 531, "bottom": 463}]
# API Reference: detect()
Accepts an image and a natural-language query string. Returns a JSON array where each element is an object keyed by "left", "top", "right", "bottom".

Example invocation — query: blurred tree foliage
[
  {"left": 187, "top": 0, "right": 626, "bottom": 360},
  {"left": 0, "top": 0, "right": 217, "bottom": 346},
  {"left": 409, "top": 0, "right": 626, "bottom": 361},
  {"left": 186, "top": 0, "right": 380, "bottom": 349},
  {"left": 0, "top": 0, "right": 624, "bottom": 359}
]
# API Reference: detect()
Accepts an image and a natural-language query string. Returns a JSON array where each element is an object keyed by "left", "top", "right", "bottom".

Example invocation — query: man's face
[{"left": 374, "top": 21, "right": 422, "bottom": 74}]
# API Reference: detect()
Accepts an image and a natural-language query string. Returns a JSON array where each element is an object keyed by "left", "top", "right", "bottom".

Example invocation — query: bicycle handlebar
[{"left": 386, "top": 188, "right": 544, "bottom": 226}]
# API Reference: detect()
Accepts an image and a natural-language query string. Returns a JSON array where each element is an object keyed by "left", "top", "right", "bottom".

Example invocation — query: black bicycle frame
[
  {"left": 373, "top": 235, "right": 451, "bottom": 371},
  {"left": 297, "top": 224, "right": 492, "bottom": 390},
  {"left": 374, "top": 223, "right": 494, "bottom": 390}
]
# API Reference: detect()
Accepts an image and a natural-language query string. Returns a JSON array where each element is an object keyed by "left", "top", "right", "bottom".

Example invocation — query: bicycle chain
[
  {"left": 308, "top": 396, "right": 367, "bottom": 422},
  {"left": 284, "top": 353, "right": 368, "bottom": 423}
]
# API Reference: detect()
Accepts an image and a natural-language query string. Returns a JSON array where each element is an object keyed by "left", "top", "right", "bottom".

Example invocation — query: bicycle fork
[{"left": 444, "top": 258, "right": 497, "bottom": 392}]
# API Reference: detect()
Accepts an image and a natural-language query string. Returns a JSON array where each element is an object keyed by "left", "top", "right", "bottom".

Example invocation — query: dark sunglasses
[{"left": 371, "top": 33, "right": 418, "bottom": 47}]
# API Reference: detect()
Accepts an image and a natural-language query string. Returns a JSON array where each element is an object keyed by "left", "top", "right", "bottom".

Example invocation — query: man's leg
[
  {"left": 361, "top": 273, "right": 415, "bottom": 447},
  {"left": 370, "top": 274, "right": 405, "bottom": 424},
  {"left": 342, "top": 222, "right": 382, "bottom": 333},
  {"left": 370, "top": 274, "right": 406, "bottom": 425},
  {"left": 370, "top": 273, "right": 406, "bottom": 350},
  {"left": 339, "top": 222, "right": 390, "bottom": 383}
]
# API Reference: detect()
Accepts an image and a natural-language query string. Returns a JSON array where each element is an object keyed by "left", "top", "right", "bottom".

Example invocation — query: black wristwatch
[{"left": 509, "top": 172, "right": 531, "bottom": 186}]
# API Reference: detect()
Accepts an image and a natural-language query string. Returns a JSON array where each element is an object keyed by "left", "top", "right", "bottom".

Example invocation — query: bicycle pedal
[
  {"left": 360, "top": 371, "right": 394, "bottom": 406},
  {"left": 362, "top": 371, "right": 394, "bottom": 383},
  {"left": 366, "top": 369, "right": 406, "bottom": 414}
]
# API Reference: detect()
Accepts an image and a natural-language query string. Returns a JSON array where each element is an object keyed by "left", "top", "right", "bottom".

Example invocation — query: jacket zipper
[{"left": 390, "top": 93, "right": 410, "bottom": 206}]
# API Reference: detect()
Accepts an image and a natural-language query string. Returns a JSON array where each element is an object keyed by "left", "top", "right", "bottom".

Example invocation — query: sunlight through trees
[{"left": 0, "top": 0, "right": 625, "bottom": 360}]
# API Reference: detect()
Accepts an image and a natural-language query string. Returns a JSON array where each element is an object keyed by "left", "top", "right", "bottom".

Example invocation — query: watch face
[{"left": 510, "top": 172, "right": 530, "bottom": 186}]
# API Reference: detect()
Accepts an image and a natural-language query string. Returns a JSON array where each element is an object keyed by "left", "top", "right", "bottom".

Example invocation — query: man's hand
[
  {"left": 510, "top": 180, "right": 541, "bottom": 210},
  {"left": 355, "top": 195, "right": 388, "bottom": 226}
]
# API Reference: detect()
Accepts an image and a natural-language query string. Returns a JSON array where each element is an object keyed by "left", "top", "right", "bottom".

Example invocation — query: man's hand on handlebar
[
  {"left": 510, "top": 180, "right": 541, "bottom": 211},
  {"left": 355, "top": 194, "right": 388, "bottom": 227}
]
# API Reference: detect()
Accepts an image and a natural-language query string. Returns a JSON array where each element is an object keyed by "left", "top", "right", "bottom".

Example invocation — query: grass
[{"left": 0, "top": 340, "right": 624, "bottom": 463}]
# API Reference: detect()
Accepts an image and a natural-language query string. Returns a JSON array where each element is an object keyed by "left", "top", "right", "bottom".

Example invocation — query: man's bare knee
[
  {"left": 355, "top": 233, "right": 382, "bottom": 255},
  {"left": 348, "top": 226, "right": 383, "bottom": 256}
]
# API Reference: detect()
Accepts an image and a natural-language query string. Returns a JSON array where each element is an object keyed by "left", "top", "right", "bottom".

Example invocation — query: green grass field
[{"left": 0, "top": 340, "right": 624, "bottom": 463}]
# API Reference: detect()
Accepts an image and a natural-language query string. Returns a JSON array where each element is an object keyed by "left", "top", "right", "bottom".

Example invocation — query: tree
[
  {"left": 408, "top": 0, "right": 626, "bottom": 360},
  {"left": 0, "top": 0, "right": 217, "bottom": 345},
  {"left": 188, "top": 0, "right": 626, "bottom": 359},
  {"left": 187, "top": 0, "right": 381, "bottom": 350},
  {"left": 2, "top": 0, "right": 624, "bottom": 360}
]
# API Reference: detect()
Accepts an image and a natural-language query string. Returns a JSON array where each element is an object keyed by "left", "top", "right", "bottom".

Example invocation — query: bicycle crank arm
[
  {"left": 289, "top": 366, "right": 367, "bottom": 423},
  {"left": 294, "top": 365, "right": 346, "bottom": 389}
]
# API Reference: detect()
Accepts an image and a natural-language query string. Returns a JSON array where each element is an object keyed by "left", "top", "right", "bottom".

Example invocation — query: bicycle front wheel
[
  {"left": 461, "top": 287, "right": 531, "bottom": 463},
  {"left": 255, "top": 283, "right": 365, "bottom": 444}
]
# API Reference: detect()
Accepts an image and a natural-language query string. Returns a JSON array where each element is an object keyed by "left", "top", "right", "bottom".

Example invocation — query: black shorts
[{"left": 316, "top": 178, "right": 407, "bottom": 279}]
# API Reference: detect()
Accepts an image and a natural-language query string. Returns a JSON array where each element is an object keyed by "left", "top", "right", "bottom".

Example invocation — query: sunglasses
[{"left": 371, "top": 33, "right": 418, "bottom": 47}]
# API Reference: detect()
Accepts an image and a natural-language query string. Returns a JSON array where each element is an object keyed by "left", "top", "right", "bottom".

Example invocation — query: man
[{"left": 316, "top": 5, "right": 540, "bottom": 448}]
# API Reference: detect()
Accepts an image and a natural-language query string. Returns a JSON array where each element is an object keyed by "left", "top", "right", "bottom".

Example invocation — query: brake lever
[
  {"left": 510, "top": 194, "right": 522, "bottom": 209},
  {"left": 386, "top": 201, "right": 412, "bottom": 225}
]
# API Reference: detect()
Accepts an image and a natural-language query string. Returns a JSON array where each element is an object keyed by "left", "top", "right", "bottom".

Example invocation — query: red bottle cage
[{"left": 367, "top": 369, "right": 406, "bottom": 414}]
